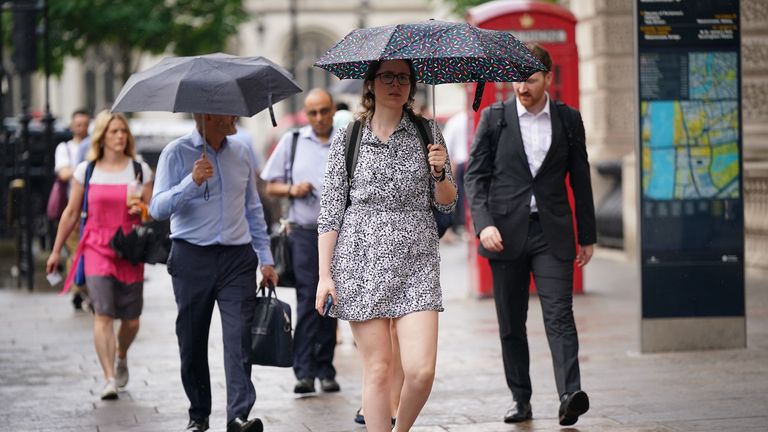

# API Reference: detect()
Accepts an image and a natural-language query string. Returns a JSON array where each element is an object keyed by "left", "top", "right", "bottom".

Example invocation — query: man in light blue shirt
[
  {"left": 150, "top": 112, "right": 276, "bottom": 432},
  {"left": 261, "top": 88, "right": 339, "bottom": 395}
]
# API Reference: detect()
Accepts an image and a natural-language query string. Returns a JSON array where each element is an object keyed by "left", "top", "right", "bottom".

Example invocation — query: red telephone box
[{"left": 465, "top": 0, "right": 584, "bottom": 297}]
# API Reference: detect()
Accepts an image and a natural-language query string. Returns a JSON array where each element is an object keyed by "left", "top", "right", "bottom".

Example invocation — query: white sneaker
[
  {"left": 115, "top": 357, "right": 129, "bottom": 388},
  {"left": 100, "top": 378, "right": 118, "bottom": 400}
]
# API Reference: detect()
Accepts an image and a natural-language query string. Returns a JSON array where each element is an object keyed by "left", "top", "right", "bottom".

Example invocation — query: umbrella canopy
[
  {"left": 112, "top": 53, "right": 302, "bottom": 126},
  {"left": 314, "top": 20, "right": 546, "bottom": 111}
]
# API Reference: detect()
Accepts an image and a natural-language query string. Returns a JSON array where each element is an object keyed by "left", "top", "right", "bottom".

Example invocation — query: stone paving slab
[{"left": 1, "top": 241, "right": 767, "bottom": 431}]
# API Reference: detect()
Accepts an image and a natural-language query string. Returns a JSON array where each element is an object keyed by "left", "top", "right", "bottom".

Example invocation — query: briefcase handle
[{"left": 256, "top": 280, "right": 279, "bottom": 299}]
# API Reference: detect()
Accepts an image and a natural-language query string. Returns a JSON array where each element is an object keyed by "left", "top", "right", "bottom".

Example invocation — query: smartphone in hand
[{"left": 322, "top": 294, "right": 333, "bottom": 317}]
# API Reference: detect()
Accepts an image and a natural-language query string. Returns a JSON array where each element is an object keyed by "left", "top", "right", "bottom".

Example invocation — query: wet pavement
[{"left": 1, "top": 240, "right": 767, "bottom": 432}]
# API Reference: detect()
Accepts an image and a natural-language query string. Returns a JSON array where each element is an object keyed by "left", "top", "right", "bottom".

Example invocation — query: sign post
[{"left": 636, "top": 0, "right": 744, "bottom": 352}]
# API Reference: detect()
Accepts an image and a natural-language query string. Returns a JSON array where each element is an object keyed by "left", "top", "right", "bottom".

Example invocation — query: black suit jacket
[{"left": 464, "top": 98, "right": 596, "bottom": 261}]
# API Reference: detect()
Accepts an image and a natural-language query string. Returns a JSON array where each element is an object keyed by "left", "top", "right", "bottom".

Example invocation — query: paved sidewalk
[{"left": 1, "top": 241, "right": 767, "bottom": 432}]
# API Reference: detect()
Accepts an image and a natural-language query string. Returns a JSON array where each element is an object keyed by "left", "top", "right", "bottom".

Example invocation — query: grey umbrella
[
  {"left": 112, "top": 53, "right": 302, "bottom": 128},
  {"left": 112, "top": 53, "right": 302, "bottom": 199}
]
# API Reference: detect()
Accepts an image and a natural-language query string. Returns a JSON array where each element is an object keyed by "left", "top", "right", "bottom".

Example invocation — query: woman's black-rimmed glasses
[{"left": 375, "top": 72, "right": 411, "bottom": 85}]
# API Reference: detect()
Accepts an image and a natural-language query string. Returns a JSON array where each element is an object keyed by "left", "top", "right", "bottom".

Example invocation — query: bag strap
[
  {"left": 257, "top": 281, "right": 279, "bottom": 299},
  {"left": 404, "top": 109, "right": 433, "bottom": 172},
  {"left": 488, "top": 101, "right": 507, "bottom": 159},
  {"left": 285, "top": 129, "right": 300, "bottom": 185},
  {"left": 132, "top": 160, "right": 143, "bottom": 183},
  {"left": 344, "top": 120, "right": 363, "bottom": 208},
  {"left": 79, "top": 161, "right": 96, "bottom": 233},
  {"left": 554, "top": 100, "right": 576, "bottom": 147}
]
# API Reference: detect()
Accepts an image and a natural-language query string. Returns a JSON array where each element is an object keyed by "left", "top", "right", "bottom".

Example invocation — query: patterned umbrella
[{"left": 314, "top": 20, "right": 546, "bottom": 112}]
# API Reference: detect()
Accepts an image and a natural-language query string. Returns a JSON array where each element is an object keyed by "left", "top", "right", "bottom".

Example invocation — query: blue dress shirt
[
  {"left": 260, "top": 125, "right": 335, "bottom": 226},
  {"left": 149, "top": 129, "right": 273, "bottom": 266}
]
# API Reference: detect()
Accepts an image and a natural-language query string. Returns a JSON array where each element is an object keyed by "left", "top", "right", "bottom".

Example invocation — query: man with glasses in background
[{"left": 261, "top": 88, "right": 340, "bottom": 395}]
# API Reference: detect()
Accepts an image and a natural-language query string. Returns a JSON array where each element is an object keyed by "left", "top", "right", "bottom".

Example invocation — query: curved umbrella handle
[
  {"left": 268, "top": 93, "right": 277, "bottom": 127},
  {"left": 473, "top": 81, "right": 485, "bottom": 112}
]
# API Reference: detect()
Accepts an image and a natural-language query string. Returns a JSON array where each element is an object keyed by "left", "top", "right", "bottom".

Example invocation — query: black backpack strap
[
  {"left": 132, "top": 160, "right": 143, "bottom": 183},
  {"left": 488, "top": 101, "right": 507, "bottom": 157},
  {"left": 343, "top": 120, "right": 363, "bottom": 208},
  {"left": 80, "top": 161, "right": 96, "bottom": 228},
  {"left": 285, "top": 129, "right": 300, "bottom": 185},
  {"left": 555, "top": 100, "right": 576, "bottom": 146},
  {"left": 404, "top": 109, "right": 433, "bottom": 171}
]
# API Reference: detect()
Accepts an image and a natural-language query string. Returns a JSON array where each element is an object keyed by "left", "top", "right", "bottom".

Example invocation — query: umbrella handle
[
  {"left": 432, "top": 84, "right": 437, "bottom": 148},
  {"left": 200, "top": 117, "right": 210, "bottom": 201}
]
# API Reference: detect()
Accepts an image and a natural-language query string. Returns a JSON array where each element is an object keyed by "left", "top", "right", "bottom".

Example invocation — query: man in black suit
[{"left": 464, "top": 43, "right": 596, "bottom": 426}]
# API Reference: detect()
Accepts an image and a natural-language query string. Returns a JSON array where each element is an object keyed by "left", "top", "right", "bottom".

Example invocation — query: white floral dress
[{"left": 318, "top": 114, "right": 457, "bottom": 321}]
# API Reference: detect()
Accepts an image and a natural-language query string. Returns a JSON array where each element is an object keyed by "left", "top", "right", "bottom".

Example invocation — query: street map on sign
[{"left": 642, "top": 52, "right": 739, "bottom": 200}]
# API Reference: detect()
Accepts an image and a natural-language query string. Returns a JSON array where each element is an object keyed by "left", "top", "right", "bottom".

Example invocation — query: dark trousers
[
  {"left": 168, "top": 240, "right": 258, "bottom": 424},
  {"left": 289, "top": 226, "right": 337, "bottom": 380},
  {"left": 489, "top": 219, "right": 581, "bottom": 402}
]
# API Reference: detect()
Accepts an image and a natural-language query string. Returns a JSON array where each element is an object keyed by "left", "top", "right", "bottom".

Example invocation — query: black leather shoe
[
  {"left": 185, "top": 418, "right": 209, "bottom": 432},
  {"left": 320, "top": 377, "right": 340, "bottom": 392},
  {"left": 559, "top": 390, "right": 589, "bottom": 426},
  {"left": 503, "top": 401, "right": 532, "bottom": 423},
  {"left": 226, "top": 417, "right": 263, "bottom": 432},
  {"left": 294, "top": 378, "right": 316, "bottom": 394}
]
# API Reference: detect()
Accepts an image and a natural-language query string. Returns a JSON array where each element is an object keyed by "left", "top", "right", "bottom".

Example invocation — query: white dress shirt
[{"left": 516, "top": 93, "right": 552, "bottom": 213}]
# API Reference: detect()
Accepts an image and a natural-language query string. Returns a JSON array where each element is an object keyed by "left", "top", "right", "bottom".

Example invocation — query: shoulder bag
[{"left": 269, "top": 130, "right": 299, "bottom": 287}]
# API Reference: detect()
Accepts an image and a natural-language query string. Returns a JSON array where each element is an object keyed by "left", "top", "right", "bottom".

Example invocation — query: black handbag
[
  {"left": 108, "top": 160, "right": 171, "bottom": 265},
  {"left": 269, "top": 129, "right": 300, "bottom": 288},
  {"left": 248, "top": 282, "right": 294, "bottom": 367},
  {"left": 110, "top": 219, "right": 171, "bottom": 265},
  {"left": 269, "top": 221, "right": 295, "bottom": 287}
]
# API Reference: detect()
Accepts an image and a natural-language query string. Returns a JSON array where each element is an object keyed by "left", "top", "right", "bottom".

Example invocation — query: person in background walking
[
  {"left": 442, "top": 110, "right": 470, "bottom": 241},
  {"left": 315, "top": 59, "right": 457, "bottom": 432},
  {"left": 53, "top": 108, "right": 91, "bottom": 310},
  {"left": 464, "top": 43, "right": 596, "bottom": 426},
  {"left": 46, "top": 110, "right": 153, "bottom": 400},
  {"left": 261, "top": 88, "right": 341, "bottom": 395},
  {"left": 150, "top": 112, "right": 277, "bottom": 432}
]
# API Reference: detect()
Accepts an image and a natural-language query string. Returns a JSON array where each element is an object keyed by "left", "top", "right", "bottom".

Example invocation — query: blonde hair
[
  {"left": 358, "top": 60, "right": 417, "bottom": 120},
  {"left": 87, "top": 110, "right": 136, "bottom": 161}
]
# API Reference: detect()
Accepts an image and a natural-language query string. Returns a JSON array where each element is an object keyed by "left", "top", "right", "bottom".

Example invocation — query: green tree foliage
[
  {"left": 446, "top": 0, "right": 558, "bottom": 17},
  {"left": 45, "top": 0, "right": 248, "bottom": 81}
]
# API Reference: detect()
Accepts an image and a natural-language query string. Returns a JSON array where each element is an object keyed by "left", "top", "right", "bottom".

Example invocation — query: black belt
[{"left": 529, "top": 212, "right": 539, "bottom": 221}]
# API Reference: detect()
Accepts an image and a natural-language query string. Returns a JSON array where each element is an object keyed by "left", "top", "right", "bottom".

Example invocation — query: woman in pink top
[{"left": 46, "top": 110, "right": 153, "bottom": 400}]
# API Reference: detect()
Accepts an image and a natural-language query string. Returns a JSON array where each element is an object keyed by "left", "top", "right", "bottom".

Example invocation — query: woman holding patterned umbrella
[{"left": 315, "top": 58, "right": 457, "bottom": 432}]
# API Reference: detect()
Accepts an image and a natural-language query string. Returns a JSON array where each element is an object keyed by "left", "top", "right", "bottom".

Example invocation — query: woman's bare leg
[
  {"left": 93, "top": 314, "right": 116, "bottom": 380},
  {"left": 116, "top": 318, "right": 140, "bottom": 359},
  {"left": 392, "top": 311, "right": 439, "bottom": 432},
  {"left": 351, "top": 318, "right": 394, "bottom": 432},
  {"left": 390, "top": 320, "right": 404, "bottom": 417}
]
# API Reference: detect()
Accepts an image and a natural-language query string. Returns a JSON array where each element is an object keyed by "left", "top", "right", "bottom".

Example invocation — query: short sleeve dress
[
  {"left": 318, "top": 113, "right": 457, "bottom": 321},
  {"left": 63, "top": 160, "right": 153, "bottom": 295}
]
